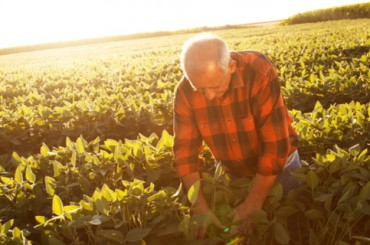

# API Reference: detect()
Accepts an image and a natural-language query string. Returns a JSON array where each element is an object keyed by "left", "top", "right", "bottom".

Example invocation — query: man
[{"left": 173, "top": 33, "right": 300, "bottom": 239}]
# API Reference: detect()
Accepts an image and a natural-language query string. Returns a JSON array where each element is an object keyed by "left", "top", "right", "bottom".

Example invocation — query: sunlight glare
[{"left": 0, "top": 0, "right": 367, "bottom": 48}]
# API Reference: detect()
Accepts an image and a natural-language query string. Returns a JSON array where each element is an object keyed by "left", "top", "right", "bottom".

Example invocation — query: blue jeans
[{"left": 277, "top": 150, "right": 302, "bottom": 196}]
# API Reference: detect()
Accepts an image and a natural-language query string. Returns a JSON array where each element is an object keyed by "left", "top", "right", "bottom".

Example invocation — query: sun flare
[{"left": 0, "top": 0, "right": 366, "bottom": 48}]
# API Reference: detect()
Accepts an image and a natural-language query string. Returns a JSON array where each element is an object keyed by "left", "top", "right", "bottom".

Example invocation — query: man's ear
[{"left": 229, "top": 59, "right": 237, "bottom": 73}]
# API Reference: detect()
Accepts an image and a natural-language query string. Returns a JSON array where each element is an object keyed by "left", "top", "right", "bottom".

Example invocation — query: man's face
[{"left": 189, "top": 59, "right": 236, "bottom": 100}]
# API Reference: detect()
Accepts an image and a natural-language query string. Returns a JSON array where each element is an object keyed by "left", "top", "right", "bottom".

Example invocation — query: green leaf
[
  {"left": 187, "top": 180, "right": 200, "bottom": 206},
  {"left": 148, "top": 190, "right": 167, "bottom": 202},
  {"left": 305, "top": 209, "right": 323, "bottom": 220},
  {"left": 359, "top": 181, "right": 370, "bottom": 203},
  {"left": 307, "top": 170, "right": 319, "bottom": 191},
  {"left": 88, "top": 137, "right": 100, "bottom": 153},
  {"left": 248, "top": 209, "right": 268, "bottom": 223},
  {"left": 357, "top": 149, "right": 368, "bottom": 162},
  {"left": 81, "top": 200, "right": 93, "bottom": 211},
  {"left": 113, "top": 141, "right": 122, "bottom": 160},
  {"left": 126, "top": 228, "right": 152, "bottom": 243},
  {"left": 103, "top": 139, "right": 118, "bottom": 152},
  {"left": 329, "top": 160, "right": 342, "bottom": 174},
  {"left": 98, "top": 229, "right": 125, "bottom": 243},
  {"left": 12, "top": 152, "right": 22, "bottom": 163},
  {"left": 76, "top": 137, "right": 85, "bottom": 154},
  {"left": 52, "top": 161, "right": 64, "bottom": 177},
  {"left": 40, "top": 143, "right": 50, "bottom": 157},
  {"left": 14, "top": 166, "right": 23, "bottom": 184},
  {"left": 349, "top": 144, "right": 361, "bottom": 157},
  {"left": 132, "top": 141, "right": 144, "bottom": 159},
  {"left": 95, "top": 196, "right": 109, "bottom": 215},
  {"left": 89, "top": 215, "right": 110, "bottom": 225},
  {"left": 64, "top": 205, "right": 80, "bottom": 213},
  {"left": 0, "top": 176, "right": 12, "bottom": 185},
  {"left": 48, "top": 235, "right": 65, "bottom": 245},
  {"left": 101, "top": 184, "right": 116, "bottom": 202},
  {"left": 272, "top": 222, "right": 289, "bottom": 244},
  {"left": 130, "top": 181, "right": 144, "bottom": 196},
  {"left": 269, "top": 182, "right": 283, "bottom": 202},
  {"left": 12, "top": 227, "right": 21, "bottom": 239},
  {"left": 35, "top": 216, "right": 46, "bottom": 225},
  {"left": 156, "top": 130, "right": 173, "bottom": 149},
  {"left": 276, "top": 206, "right": 297, "bottom": 217},
  {"left": 1, "top": 219, "right": 14, "bottom": 234},
  {"left": 25, "top": 165, "right": 36, "bottom": 183},
  {"left": 45, "top": 176, "right": 56, "bottom": 196},
  {"left": 66, "top": 137, "right": 73, "bottom": 148},
  {"left": 52, "top": 195, "right": 64, "bottom": 216}
]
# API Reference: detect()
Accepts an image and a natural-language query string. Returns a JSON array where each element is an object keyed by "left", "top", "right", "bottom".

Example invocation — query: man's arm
[
  {"left": 231, "top": 174, "right": 276, "bottom": 238},
  {"left": 232, "top": 52, "right": 293, "bottom": 236},
  {"left": 233, "top": 174, "right": 277, "bottom": 223},
  {"left": 173, "top": 80, "right": 224, "bottom": 238}
]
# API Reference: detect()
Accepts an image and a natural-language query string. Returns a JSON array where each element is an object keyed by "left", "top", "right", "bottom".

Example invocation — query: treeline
[{"left": 283, "top": 2, "right": 370, "bottom": 25}]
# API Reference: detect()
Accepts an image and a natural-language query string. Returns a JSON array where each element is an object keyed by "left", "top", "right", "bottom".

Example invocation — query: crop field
[{"left": 0, "top": 19, "right": 369, "bottom": 244}]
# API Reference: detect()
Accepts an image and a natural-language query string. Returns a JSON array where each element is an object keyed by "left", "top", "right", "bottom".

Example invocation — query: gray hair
[{"left": 180, "top": 33, "right": 230, "bottom": 80}]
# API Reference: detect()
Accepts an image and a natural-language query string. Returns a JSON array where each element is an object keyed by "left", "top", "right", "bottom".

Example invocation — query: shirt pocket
[{"left": 240, "top": 115, "right": 256, "bottom": 132}]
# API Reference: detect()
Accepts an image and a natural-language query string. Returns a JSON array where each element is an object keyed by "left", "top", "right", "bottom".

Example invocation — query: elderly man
[{"left": 173, "top": 33, "right": 300, "bottom": 239}]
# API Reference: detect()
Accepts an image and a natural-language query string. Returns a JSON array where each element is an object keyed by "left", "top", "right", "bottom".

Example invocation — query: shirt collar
[{"left": 229, "top": 51, "right": 244, "bottom": 89}]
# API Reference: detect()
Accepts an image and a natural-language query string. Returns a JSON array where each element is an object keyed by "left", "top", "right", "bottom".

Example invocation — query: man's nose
[{"left": 205, "top": 89, "right": 216, "bottom": 100}]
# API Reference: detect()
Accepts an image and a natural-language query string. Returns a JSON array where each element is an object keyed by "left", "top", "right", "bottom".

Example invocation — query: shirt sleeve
[
  {"left": 250, "top": 54, "right": 293, "bottom": 175},
  {"left": 173, "top": 78, "right": 203, "bottom": 177}
]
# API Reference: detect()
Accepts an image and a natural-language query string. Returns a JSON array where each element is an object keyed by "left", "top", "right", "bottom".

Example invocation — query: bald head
[{"left": 180, "top": 33, "right": 230, "bottom": 81}]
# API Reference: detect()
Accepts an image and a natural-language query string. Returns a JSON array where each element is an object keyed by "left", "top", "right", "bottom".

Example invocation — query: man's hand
[
  {"left": 230, "top": 201, "right": 259, "bottom": 237},
  {"left": 230, "top": 174, "right": 277, "bottom": 238}
]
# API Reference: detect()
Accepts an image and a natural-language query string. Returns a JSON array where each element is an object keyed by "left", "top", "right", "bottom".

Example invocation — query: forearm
[
  {"left": 232, "top": 173, "right": 277, "bottom": 234},
  {"left": 182, "top": 172, "right": 210, "bottom": 213},
  {"left": 242, "top": 174, "right": 277, "bottom": 209}
]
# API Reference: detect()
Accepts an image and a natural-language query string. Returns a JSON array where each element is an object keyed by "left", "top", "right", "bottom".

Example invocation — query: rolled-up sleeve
[{"left": 173, "top": 79, "right": 203, "bottom": 177}]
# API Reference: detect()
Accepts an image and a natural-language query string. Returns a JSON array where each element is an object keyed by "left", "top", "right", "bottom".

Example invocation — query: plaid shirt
[{"left": 173, "top": 51, "right": 299, "bottom": 177}]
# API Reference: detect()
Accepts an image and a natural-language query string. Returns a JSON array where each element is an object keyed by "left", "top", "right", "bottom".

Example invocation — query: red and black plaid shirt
[{"left": 173, "top": 51, "right": 298, "bottom": 177}]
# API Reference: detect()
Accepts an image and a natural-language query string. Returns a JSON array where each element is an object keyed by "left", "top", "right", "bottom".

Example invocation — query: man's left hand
[{"left": 230, "top": 201, "right": 259, "bottom": 237}]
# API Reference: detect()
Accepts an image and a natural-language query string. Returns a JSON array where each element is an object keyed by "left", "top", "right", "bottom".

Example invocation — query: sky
[{"left": 0, "top": 0, "right": 367, "bottom": 48}]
